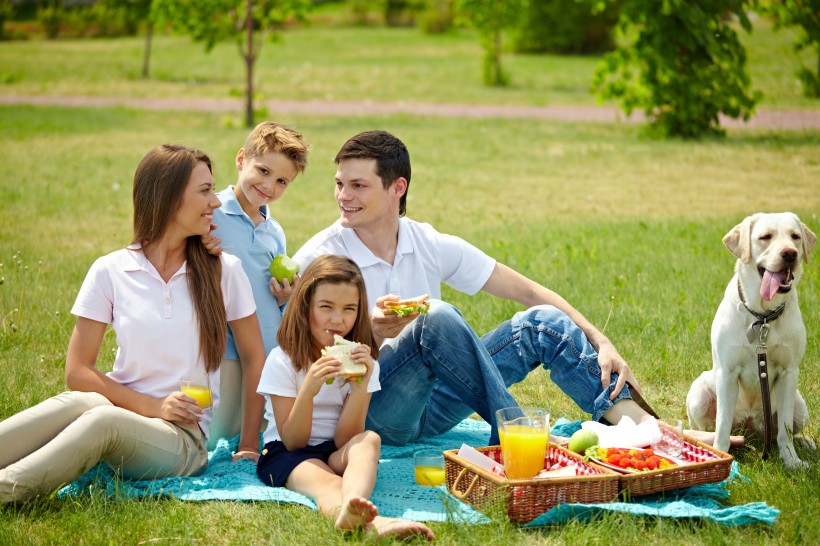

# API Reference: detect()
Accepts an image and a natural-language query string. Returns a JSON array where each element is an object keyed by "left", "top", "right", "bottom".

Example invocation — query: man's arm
[{"left": 480, "top": 263, "right": 641, "bottom": 398}]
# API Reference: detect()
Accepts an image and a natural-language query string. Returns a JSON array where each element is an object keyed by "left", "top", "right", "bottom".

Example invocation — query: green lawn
[
  {"left": 0, "top": 17, "right": 817, "bottom": 109},
  {"left": 1, "top": 105, "right": 819, "bottom": 544}
]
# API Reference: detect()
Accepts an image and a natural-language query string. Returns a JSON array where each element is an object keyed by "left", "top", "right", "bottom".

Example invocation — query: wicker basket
[
  {"left": 614, "top": 434, "right": 734, "bottom": 497},
  {"left": 444, "top": 444, "right": 620, "bottom": 524}
]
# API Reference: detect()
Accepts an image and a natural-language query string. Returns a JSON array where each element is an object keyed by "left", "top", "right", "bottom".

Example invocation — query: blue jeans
[{"left": 365, "top": 300, "right": 632, "bottom": 446}]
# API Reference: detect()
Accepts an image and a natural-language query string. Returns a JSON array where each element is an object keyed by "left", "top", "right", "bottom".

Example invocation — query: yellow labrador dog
[{"left": 687, "top": 212, "right": 816, "bottom": 469}]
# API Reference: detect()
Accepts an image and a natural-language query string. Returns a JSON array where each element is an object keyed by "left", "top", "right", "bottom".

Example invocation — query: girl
[
  {"left": 256, "top": 255, "right": 434, "bottom": 540},
  {"left": 0, "top": 144, "right": 265, "bottom": 504}
]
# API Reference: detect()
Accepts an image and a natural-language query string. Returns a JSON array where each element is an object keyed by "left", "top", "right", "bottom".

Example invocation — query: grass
[
  {"left": 0, "top": 17, "right": 818, "bottom": 109},
  {"left": 1, "top": 104, "right": 819, "bottom": 544}
]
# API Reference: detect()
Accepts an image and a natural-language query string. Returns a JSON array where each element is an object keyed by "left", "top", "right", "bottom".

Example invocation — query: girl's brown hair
[
  {"left": 277, "top": 255, "right": 378, "bottom": 371},
  {"left": 132, "top": 144, "right": 227, "bottom": 373}
]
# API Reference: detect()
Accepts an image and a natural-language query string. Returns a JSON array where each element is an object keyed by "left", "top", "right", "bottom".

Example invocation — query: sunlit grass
[{"left": 1, "top": 106, "right": 819, "bottom": 544}]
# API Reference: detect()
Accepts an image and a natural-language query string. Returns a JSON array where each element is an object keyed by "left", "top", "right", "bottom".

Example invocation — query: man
[{"left": 294, "top": 130, "right": 658, "bottom": 446}]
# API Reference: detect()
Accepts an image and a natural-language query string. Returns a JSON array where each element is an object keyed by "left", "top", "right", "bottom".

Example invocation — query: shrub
[
  {"left": 514, "top": 0, "right": 623, "bottom": 55},
  {"left": 593, "top": 0, "right": 761, "bottom": 138}
]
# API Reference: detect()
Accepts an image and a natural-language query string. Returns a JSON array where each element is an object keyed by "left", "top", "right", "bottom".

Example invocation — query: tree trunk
[
  {"left": 493, "top": 29, "right": 502, "bottom": 86},
  {"left": 245, "top": 0, "right": 255, "bottom": 128},
  {"left": 142, "top": 22, "right": 153, "bottom": 79}
]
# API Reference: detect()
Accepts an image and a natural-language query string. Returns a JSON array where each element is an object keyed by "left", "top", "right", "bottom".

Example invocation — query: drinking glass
[{"left": 495, "top": 406, "right": 550, "bottom": 479}]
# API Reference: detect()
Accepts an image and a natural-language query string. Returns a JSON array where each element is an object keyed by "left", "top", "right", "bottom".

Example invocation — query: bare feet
[
  {"left": 370, "top": 516, "right": 436, "bottom": 541},
  {"left": 334, "top": 496, "right": 378, "bottom": 532},
  {"left": 685, "top": 429, "right": 745, "bottom": 448}
]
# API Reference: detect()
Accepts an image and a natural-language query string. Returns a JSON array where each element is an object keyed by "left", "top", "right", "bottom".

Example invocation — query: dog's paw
[
  {"left": 781, "top": 449, "right": 810, "bottom": 470},
  {"left": 796, "top": 436, "right": 816, "bottom": 450},
  {"left": 783, "top": 457, "right": 809, "bottom": 470}
]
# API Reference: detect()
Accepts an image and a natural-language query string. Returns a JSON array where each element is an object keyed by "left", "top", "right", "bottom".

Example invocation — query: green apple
[
  {"left": 269, "top": 254, "right": 300, "bottom": 284},
  {"left": 567, "top": 429, "right": 599, "bottom": 454}
]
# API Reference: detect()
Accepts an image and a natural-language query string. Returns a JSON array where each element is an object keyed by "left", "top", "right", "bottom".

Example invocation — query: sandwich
[
  {"left": 383, "top": 295, "right": 430, "bottom": 317},
  {"left": 322, "top": 334, "right": 367, "bottom": 381}
]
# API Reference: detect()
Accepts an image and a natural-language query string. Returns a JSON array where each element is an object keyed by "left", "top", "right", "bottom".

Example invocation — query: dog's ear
[
  {"left": 723, "top": 216, "right": 755, "bottom": 263},
  {"left": 800, "top": 221, "right": 816, "bottom": 263}
]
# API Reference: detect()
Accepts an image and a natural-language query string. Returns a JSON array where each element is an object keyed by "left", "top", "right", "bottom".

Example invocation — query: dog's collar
[{"left": 737, "top": 279, "right": 786, "bottom": 324}]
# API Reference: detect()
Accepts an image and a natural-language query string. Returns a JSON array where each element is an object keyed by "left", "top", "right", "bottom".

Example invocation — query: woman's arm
[
  {"left": 230, "top": 312, "right": 266, "bottom": 461},
  {"left": 65, "top": 317, "right": 200, "bottom": 426}
]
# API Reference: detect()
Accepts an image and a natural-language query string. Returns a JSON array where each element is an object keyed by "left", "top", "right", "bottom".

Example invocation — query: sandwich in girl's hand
[
  {"left": 322, "top": 334, "right": 367, "bottom": 382},
  {"left": 383, "top": 295, "right": 430, "bottom": 317}
]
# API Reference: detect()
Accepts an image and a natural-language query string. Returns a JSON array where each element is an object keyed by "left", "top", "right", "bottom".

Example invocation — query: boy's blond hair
[{"left": 243, "top": 121, "right": 309, "bottom": 173}]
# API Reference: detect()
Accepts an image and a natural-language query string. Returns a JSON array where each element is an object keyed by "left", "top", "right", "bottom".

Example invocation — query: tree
[
  {"left": 153, "top": 0, "right": 311, "bottom": 127},
  {"left": 593, "top": 0, "right": 761, "bottom": 138},
  {"left": 456, "top": 0, "right": 523, "bottom": 86},
  {"left": 758, "top": 0, "right": 820, "bottom": 97},
  {"left": 99, "top": 0, "right": 154, "bottom": 78}
]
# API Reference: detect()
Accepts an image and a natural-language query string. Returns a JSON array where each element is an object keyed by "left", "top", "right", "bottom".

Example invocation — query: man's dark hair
[{"left": 335, "top": 130, "right": 411, "bottom": 216}]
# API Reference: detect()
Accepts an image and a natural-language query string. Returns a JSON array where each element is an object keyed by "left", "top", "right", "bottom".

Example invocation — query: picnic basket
[
  {"left": 443, "top": 444, "right": 620, "bottom": 524},
  {"left": 613, "top": 434, "right": 733, "bottom": 497}
]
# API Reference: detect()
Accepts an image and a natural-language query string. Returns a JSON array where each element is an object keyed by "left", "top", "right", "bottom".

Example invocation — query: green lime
[{"left": 568, "top": 429, "right": 599, "bottom": 454}]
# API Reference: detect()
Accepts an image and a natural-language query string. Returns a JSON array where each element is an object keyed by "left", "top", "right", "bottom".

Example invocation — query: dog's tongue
[{"left": 760, "top": 270, "right": 785, "bottom": 301}]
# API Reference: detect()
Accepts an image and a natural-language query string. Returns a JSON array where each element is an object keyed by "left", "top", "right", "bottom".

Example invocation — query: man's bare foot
[
  {"left": 370, "top": 516, "right": 435, "bottom": 541},
  {"left": 685, "top": 429, "right": 745, "bottom": 449},
  {"left": 334, "top": 496, "right": 378, "bottom": 531}
]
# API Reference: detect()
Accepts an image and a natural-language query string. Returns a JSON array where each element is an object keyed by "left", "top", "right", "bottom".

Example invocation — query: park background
[{"left": 1, "top": 1, "right": 819, "bottom": 544}]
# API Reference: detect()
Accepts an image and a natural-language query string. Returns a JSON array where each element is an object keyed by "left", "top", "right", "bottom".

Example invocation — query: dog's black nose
[{"left": 782, "top": 248, "right": 797, "bottom": 263}]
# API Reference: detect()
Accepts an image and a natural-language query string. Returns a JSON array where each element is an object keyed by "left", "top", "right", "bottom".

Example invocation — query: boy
[{"left": 206, "top": 122, "right": 309, "bottom": 452}]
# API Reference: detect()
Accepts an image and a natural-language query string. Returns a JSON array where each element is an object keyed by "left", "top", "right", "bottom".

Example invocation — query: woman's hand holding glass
[{"left": 160, "top": 391, "right": 204, "bottom": 425}]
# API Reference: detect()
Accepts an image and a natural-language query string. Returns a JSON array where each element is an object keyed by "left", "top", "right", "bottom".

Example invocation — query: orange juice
[
  {"left": 182, "top": 385, "right": 212, "bottom": 408},
  {"left": 499, "top": 425, "right": 548, "bottom": 479},
  {"left": 414, "top": 465, "right": 446, "bottom": 486}
]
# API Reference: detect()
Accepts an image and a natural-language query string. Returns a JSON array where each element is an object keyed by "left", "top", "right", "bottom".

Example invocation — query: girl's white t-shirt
[
  {"left": 257, "top": 346, "right": 381, "bottom": 446},
  {"left": 70, "top": 247, "right": 256, "bottom": 437}
]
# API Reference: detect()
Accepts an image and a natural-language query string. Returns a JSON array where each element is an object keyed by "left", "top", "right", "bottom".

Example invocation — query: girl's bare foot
[
  {"left": 370, "top": 516, "right": 435, "bottom": 541},
  {"left": 685, "top": 429, "right": 745, "bottom": 448},
  {"left": 334, "top": 496, "right": 378, "bottom": 531}
]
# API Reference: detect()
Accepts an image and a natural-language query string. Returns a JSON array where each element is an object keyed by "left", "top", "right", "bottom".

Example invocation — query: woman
[{"left": 0, "top": 144, "right": 265, "bottom": 504}]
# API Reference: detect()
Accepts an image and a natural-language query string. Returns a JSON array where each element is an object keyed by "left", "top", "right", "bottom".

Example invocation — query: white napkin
[{"left": 581, "top": 416, "right": 662, "bottom": 448}]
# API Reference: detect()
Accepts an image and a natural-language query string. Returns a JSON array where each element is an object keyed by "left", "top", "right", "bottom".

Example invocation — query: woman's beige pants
[{"left": 0, "top": 391, "right": 207, "bottom": 504}]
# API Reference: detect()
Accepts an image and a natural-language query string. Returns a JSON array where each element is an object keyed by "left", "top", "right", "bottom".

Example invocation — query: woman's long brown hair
[
  {"left": 132, "top": 144, "right": 226, "bottom": 373},
  {"left": 277, "top": 255, "right": 378, "bottom": 371}
]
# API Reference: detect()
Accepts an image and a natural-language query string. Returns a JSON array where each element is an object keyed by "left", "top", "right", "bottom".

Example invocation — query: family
[{"left": 0, "top": 122, "right": 736, "bottom": 539}]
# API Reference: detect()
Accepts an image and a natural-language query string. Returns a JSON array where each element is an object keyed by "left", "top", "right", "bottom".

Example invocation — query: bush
[
  {"left": 514, "top": 0, "right": 623, "bottom": 54},
  {"left": 419, "top": 0, "right": 454, "bottom": 33},
  {"left": 593, "top": 0, "right": 761, "bottom": 138}
]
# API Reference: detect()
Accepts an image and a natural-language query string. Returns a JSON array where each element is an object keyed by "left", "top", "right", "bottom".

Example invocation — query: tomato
[
  {"left": 633, "top": 460, "right": 647, "bottom": 470},
  {"left": 642, "top": 448, "right": 654, "bottom": 457},
  {"left": 609, "top": 454, "right": 622, "bottom": 464},
  {"left": 618, "top": 457, "right": 632, "bottom": 468}
]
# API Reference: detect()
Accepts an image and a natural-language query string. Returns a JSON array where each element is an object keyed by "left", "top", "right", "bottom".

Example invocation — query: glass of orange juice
[
  {"left": 181, "top": 372, "right": 213, "bottom": 410},
  {"left": 495, "top": 406, "right": 550, "bottom": 480},
  {"left": 413, "top": 450, "right": 446, "bottom": 487}
]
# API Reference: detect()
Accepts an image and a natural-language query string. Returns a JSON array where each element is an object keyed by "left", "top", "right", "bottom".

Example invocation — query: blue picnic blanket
[{"left": 59, "top": 418, "right": 778, "bottom": 527}]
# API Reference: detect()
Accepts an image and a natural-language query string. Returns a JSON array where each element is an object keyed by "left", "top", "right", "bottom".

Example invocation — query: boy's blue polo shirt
[{"left": 213, "top": 186, "right": 286, "bottom": 359}]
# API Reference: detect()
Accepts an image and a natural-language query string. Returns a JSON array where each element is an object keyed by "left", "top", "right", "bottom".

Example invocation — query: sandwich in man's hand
[
  {"left": 321, "top": 334, "right": 367, "bottom": 381},
  {"left": 383, "top": 295, "right": 430, "bottom": 317}
]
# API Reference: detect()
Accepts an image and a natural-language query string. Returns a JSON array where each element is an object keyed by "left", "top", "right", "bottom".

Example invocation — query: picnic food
[
  {"left": 568, "top": 429, "right": 599, "bottom": 454},
  {"left": 321, "top": 334, "right": 366, "bottom": 381},
  {"left": 269, "top": 254, "right": 300, "bottom": 284},
  {"left": 586, "top": 446, "right": 677, "bottom": 472},
  {"left": 383, "top": 295, "right": 430, "bottom": 317}
]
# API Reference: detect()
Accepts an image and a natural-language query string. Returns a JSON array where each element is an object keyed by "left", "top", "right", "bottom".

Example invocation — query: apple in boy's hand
[{"left": 269, "top": 254, "right": 300, "bottom": 284}]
